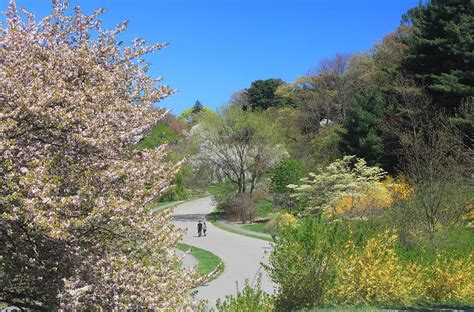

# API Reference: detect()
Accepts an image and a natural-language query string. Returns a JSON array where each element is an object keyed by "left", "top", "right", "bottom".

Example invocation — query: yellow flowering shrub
[
  {"left": 268, "top": 212, "right": 298, "bottom": 232},
  {"left": 389, "top": 176, "right": 412, "bottom": 200},
  {"left": 326, "top": 231, "right": 423, "bottom": 305},
  {"left": 460, "top": 201, "right": 473, "bottom": 228},
  {"left": 333, "top": 176, "right": 412, "bottom": 218},
  {"left": 278, "top": 213, "right": 298, "bottom": 228},
  {"left": 325, "top": 230, "right": 474, "bottom": 307},
  {"left": 334, "top": 180, "right": 392, "bottom": 216},
  {"left": 422, "top": 255, "right": 474, "bottom": 303}
]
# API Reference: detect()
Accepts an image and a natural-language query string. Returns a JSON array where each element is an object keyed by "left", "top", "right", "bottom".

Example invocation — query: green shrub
[
  {"left": 267, "top": 217, "right": 474, "bottom": 309},
  {"left": 214, "top": 275, "right": 275, "bottom": 312},
  {"left": 254, "top": 199, "right": 273, "bottom": 219},
  {"left": 269, "top": 158, "right": 304, "bottom": 211},
  {"left": 136, "top": 122, "right": 181, "bottom": 150},
  {"left": 208, "top": 183, "right": 237, "bottom": 207},
  {"left": 208, "top": 183, "right": 245, "bottom": 219},
  {"left": 161, "top": 171, "right": 188, "bottom": 201},
  {"left": 270, "top": 158, "right": 305, "bottom": 194},
  {"left": 265, "top": 217, "right": 343, "bottom": 311}
]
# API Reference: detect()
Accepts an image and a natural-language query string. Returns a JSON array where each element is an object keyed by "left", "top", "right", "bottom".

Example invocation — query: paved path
[
  {"left": 175, "top": 248, "right": 198, "bottom": 269},
  {"left": 171, "top": 196, "right": 275, "bottom": 308}
]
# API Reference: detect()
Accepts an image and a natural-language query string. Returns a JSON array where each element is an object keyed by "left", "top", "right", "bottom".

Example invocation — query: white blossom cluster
[{"left": 1, "top": 1, "right": 198, "bottom": 309}]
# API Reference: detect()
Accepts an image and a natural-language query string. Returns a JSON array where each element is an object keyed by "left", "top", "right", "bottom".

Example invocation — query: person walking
[
  {"left": 197, "top": 220, "right": 203, "bottom": 237},
  {"left": 203, "top": 222, "right": 207, "bottom": 237}
]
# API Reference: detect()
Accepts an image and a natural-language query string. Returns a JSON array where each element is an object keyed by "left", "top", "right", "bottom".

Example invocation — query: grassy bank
[{"left": 177, "top": 243, "right": 224, "bottom": 278}]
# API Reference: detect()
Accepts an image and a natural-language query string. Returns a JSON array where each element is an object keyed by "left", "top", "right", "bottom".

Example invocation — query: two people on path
[{"left": 197, "top": 220, "right": 207, "bottom": 237}]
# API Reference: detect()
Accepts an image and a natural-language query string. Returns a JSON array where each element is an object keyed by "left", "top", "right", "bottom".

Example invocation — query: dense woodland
[{"left": 1, "top": 0, "right": 473, "bottom": 310}]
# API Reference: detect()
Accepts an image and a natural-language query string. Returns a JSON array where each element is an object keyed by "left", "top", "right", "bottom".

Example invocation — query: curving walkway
[{"left": 171, "top": 196, "right": 275, "bottom": 308}]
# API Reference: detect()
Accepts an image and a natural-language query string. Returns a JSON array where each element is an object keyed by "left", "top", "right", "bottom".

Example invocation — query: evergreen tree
[
  {"left": 192, "top": 100, "right": 204, "bottom": 114},
  {"left": 402, "top": 0, "right": 474, "bottom": 112},
  {"left": 340, "top": 89, "right": 386, "bottom": 165},
  {"left": 245, "top": 78, "right": 290, "bottom": 110}
]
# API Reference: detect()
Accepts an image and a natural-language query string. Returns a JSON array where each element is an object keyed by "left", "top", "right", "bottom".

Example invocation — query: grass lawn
[
  {"left": 177, "top": 243, "right": 224, "bottom": 277},
  {"left": 254, "top": 199, "right": 273, "bottom": 219},
  {"left": 207, "top": 182, "right": 237, "bottom": 198},
  {"left": 240, "top": 222, "right": 271, "bottom": 234}
]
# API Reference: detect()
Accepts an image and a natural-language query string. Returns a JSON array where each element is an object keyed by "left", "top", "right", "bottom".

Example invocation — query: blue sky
[{"left": 5, "top": 0, "right": 417, "bottom": 114}]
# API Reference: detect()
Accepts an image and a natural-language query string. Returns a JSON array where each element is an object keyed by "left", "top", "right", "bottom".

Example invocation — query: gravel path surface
[{"left": 172, "top": 196, "right": 275, "bottom": 308}]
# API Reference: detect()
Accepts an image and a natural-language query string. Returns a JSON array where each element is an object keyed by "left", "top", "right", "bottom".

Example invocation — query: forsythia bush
[
  {"left": 334, "top": 176, "right": 412, "bottom": 218},
  {"left": 389, "top": 176, "right": 412, "bottom": 201},
  {"left": 326, "top": 231, "right": 474, "bottom": 306},
  {"left": 422, "top": 255, "right": 474, "bottom": 303},
  {"left": 334, "top": 180, "right": 392, "bottom": 217},
  {"left": 327, "top": 231, "right": 423, "bottom": 305},
  {"left": 268, "top": 212, "right": 298, "bottom": 232},
  {"left": 267, "top": 219, "right": 474, "bottom": 310}
]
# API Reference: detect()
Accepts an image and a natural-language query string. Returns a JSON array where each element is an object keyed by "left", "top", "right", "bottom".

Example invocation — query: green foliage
[
  {"left": 309, "top": 124, "right": 346, "bottom": 169},
  {"left": 265, "top": 217, "right": 342, "bottom": 310},
  {"left": 208, "top": 182, "right": 238, "bottom": 210},
  {"left": 161, "top": 170, "right": 189, "bottom": 201},
  {"left": 191, "top": 100, "right": 204, "bottom": 114},
  {"left": 402, "top": 0, "right": 474, "bottom": 112},
  {"left": 254, "top": 199, "right": 274, "bottom": 218},
  {"left": 214, "top": 275, "right": 275, "bottom": 312},
  {"left": 178, "top": 105, "right": 213, "bottom": 123},
  {"left": 136, "top": 122, "right": 181, "bottom": 150},
  {"left": 340, "top": 89, "right": 386, "bottom": 165},
  {"left": 269, "top": 158, "right": 305, "bottom": 211},
  {"left": 270, "top": 158, "right": 305, "bottom": 194},
  {"left": 240, "top": 222, "right": 271, "bottom": 234},
  {"left": 245, "top": 78, "right": 291, "bottom": 110}
]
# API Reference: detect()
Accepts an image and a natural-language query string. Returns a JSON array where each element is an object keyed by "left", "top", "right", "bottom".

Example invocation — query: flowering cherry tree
[{"left": 0, "top": 1, "right": 197, "bottom": 310}]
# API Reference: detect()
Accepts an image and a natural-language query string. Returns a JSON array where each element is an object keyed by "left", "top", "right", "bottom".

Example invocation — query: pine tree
[
  {"left": 340, "top": 89, "right": 386, "bottom": 165},
  {"left": 192, "top": 100, "right": 204, "bottom": 114},
  {"left": 402, "top": 0, "right": 474, "bottom": 112}
]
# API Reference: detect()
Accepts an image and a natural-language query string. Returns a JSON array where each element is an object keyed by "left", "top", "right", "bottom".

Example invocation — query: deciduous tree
[
  {"left": 193, "top": 106, "right": 285, "bottom": 195},
  {"left": 384, "top": 79, "right": 472, "bottom": 245},
  {"left": 0, "top": 1, "right": 196, "bottom": 309}
]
